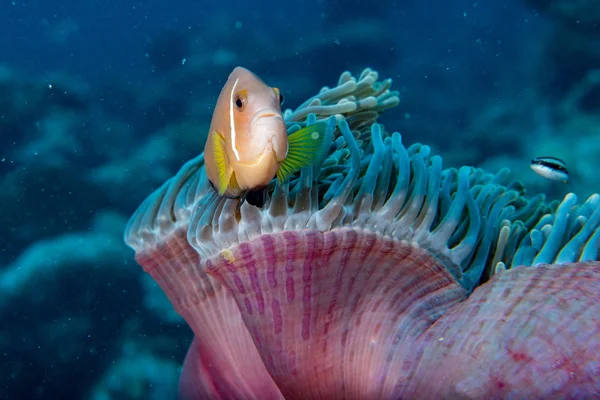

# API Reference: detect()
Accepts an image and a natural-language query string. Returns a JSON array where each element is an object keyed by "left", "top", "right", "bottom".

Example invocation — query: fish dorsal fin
[
  {"left": 212, "top": 130, "right": 233, "bottom": 195},
  {"left": 277, "top": 121, "right": 331, "bottom": 184}
]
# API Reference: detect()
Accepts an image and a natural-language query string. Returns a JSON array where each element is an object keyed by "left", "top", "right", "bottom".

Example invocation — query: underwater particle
[
  {"left": 530, "top": 156, "right": 569, "bottom": 183},
  {"left": 235, "top": 21, "right": 242, "bottom": 29},
  {"left": 334, "top": 38, "right": 340, "bottom": 45},
  {"left": 181, "top": 58, "right": 186, "bottom": 65}
]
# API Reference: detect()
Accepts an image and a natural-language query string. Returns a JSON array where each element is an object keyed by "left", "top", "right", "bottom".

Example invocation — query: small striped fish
[{"left": 530, "top": 156, "right": 569, "bottom": 183}]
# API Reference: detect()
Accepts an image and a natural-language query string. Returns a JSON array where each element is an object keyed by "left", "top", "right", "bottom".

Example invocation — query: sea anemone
[{"left": 125, "top": 68, "right": 600, "bottom": 399}]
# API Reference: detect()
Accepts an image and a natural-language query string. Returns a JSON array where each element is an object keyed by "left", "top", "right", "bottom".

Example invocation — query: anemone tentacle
[
  {"left": 124, "top": 153, "right": 211, "bottom": 252},
  {"left": 284, "top": 68, "right": 400, "bottom": 130},
  {"left": 493, "top": 192, "right": 600, "bottom": 274}
]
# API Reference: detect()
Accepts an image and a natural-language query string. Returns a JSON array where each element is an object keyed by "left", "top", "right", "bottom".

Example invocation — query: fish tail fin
[
  {"left": 212, "top": 130, "right": 232, "bottom": 196},
  {"left": 277, "top": 121, "right": 332, "bottom": 184}
]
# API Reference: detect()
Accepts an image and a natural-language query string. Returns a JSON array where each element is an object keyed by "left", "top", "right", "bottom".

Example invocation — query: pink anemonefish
[{"left": 203, "top": 66, "right": 331, "bottom": 200}]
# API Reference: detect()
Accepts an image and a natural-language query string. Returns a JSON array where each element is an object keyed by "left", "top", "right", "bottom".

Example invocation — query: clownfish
[
  {"left": 203, "top": 66, "right": 330, "bottom": 200},
  {"left": 530, "top": 156, "right": 569, "bottom": 184}
]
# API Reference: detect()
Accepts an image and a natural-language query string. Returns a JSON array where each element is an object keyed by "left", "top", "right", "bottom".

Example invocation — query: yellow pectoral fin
[
  {"left": 277, "top": 121, "right": 330, "bottom": 184},
  {"left": 212, "top": 130, "right": 232, "bottom": 195}
]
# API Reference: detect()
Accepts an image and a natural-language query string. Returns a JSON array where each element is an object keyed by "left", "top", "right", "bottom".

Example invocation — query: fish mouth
[
  {"left": 252, "top": 108, "right": 283, "bottom": 121},
  {"left": 255, "top": 110, "right": 280, "bottom": 119}
]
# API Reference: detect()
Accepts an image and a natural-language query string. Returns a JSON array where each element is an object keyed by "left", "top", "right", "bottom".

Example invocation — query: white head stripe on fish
[{"left": 229, "top": 78, "right": 241, "bottom": 161}]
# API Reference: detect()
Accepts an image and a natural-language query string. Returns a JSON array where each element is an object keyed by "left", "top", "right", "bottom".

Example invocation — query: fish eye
[
  {"left": 234, "top": 91, "right": 247, "bottom": 111},
  {"left": 279, "top": 92, "right": 284, "bottom": 106}
]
